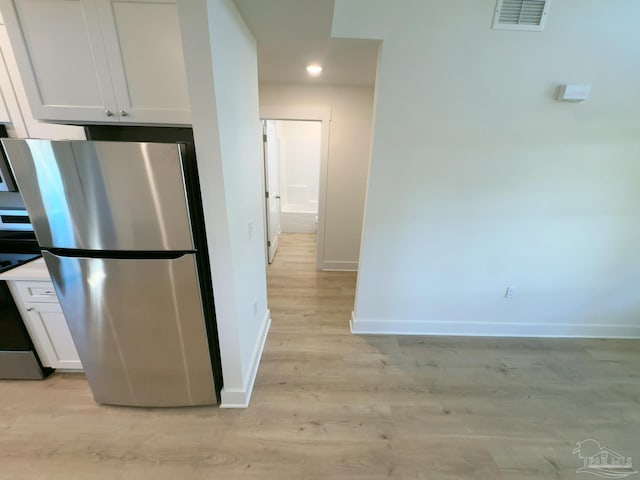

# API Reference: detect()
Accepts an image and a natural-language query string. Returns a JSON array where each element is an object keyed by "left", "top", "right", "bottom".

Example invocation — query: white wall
[
  {"left": 177, "top": 0, "right": 269, "bottom": 407},
  {"left": 275, "top": 120, "right": 321, "bottom": 233},
  {"left": 277, "top": 120, "right": 321, "bottom": 214},
  {"left": 334, "top": 0, "right": 640, "bottom": 338},
  {"left": 259, "top": 83, "right": 374, "bottom": 270}
]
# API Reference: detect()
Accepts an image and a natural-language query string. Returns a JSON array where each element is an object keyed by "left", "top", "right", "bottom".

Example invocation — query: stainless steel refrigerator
[{"left": 1, "top": 138, "right": 222, "bottom": 407}]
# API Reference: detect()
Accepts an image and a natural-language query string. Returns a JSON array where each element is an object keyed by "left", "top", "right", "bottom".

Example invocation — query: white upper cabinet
[
  {"left": 1, "top": 0, "right": 117, "bottom": 123},
  {"left": 0, "top": 50, "right": 12, "bottom": 123},
  {"left": 0, "top": 0, "right": 190, "bottom": 125},
  {"left": 97, "top": 0, "right": 190, "bottom": 124}
]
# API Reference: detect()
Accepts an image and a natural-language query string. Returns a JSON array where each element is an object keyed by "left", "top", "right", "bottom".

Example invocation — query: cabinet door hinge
[
  {"left": 263, "top": 134, "right": 267, "bottom": 142},
  {"left": 267, "top": 240, "right": 271, "bottom": 247}
]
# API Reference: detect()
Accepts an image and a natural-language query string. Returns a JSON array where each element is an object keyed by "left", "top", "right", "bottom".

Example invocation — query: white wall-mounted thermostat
[{"left": 557, "top": 84, "right": 591, "bottom": 102}]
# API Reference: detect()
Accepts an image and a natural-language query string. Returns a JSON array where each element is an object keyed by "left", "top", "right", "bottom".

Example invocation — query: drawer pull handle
[
  {"left": 43, "top": 291, "right": 56, "bottom": 295},
  {"left": 26, "top": 307, "right": 34, "bottom": 312}
]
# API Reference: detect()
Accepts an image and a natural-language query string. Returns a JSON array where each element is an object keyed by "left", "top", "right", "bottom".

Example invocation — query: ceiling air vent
[{"left": 492, "top": 0, "right": 550, "bottom": 32}]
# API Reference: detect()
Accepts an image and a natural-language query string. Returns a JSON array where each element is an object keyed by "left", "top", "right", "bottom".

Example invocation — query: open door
[{"left": 263, "top": 120, "right": 281, "bottom": 263}]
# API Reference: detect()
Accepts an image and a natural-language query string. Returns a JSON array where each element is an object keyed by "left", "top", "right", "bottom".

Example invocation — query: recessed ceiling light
[{"left": 306, "top": 64, "right": 323, "bottom": 76}]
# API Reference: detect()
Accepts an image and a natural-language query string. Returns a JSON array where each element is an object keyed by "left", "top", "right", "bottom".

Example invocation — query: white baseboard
[
  {"left": 350, "top": 312, "right": 640, "bottom": 339},
  {"left": 220, "top": 310, "right": 271, "bottom": 408},
  {"left": 320, "top": 260, "right": 358, "bottom": 271}
]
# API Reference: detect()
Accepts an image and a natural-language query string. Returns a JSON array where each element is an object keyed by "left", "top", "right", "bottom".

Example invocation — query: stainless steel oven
[{"left": 0, "top": 209, "right": 50, "bottom": 379}]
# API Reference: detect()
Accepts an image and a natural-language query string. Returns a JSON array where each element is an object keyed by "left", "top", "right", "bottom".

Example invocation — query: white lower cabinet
[{"left": 9, "top": 281, "right": 82, "bottom": 370}]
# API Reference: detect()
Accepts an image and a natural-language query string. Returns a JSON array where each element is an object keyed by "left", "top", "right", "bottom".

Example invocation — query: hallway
[{"left": 265, "top": 233, "right": 357, "bottom": 336}]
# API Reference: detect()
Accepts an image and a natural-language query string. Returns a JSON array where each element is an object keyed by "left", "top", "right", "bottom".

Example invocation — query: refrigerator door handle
[{"left": 46, "top": 248, "right": 194, "bottom": 260}]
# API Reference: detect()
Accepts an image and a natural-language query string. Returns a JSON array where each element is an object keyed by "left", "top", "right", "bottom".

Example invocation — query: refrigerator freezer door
[
  {"left": 43, "top": 251, "right": 216, "bottom": 407},
  {"left": 1, "top": 139, "right": 194, "bottom": 251}
]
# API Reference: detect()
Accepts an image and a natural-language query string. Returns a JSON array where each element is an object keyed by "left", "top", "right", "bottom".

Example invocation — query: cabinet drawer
[{"left": 13, "top": 281, "right": 59, "bottom": 303}]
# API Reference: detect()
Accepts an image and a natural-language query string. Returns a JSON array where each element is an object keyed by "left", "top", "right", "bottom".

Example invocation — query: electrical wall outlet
[{"left": 253, "top": 299, "right": 258, "bottom": 317}]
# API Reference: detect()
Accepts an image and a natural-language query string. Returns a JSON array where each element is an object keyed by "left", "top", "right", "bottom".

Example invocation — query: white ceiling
[{"left": 232, "top": 0, "right": 379, "bottom": 86}]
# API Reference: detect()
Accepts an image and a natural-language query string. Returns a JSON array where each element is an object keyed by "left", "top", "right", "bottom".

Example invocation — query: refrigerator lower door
[{"left": 43, "top": 251, "right": 216, "bottom": 407}]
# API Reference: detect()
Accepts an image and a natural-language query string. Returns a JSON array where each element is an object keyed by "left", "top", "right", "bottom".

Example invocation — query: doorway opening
[
  {"left": 260, "top": 107, "right": 331, "bottom": 269},
  {"left": 263, "top": 119, "right": 322, "bottom": 264}
]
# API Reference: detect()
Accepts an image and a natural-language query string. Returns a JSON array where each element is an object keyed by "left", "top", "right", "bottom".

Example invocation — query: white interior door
[{"left": 263, "top": 120, "right": 281, "bottom": 263}]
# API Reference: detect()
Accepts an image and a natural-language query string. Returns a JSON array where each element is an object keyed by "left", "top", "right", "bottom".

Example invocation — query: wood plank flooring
[{"left": 1, "top": 233, "right": 639, "bottom": 479}]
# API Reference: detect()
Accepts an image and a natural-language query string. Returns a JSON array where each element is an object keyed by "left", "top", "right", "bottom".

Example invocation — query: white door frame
[
  {"left": 262, "top": 119, "right": 281, "bottom": 264},
  {"left": 259, "top": 106, "right": 331, "bottom": 270}
]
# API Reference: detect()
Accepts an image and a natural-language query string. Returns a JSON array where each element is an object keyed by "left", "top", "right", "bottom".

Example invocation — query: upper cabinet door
[
  {"left": 0, "top": 0, "right": 190, "bottom": 125},
  {"left": 96, "top": 0, "right": 191, "bottom": 125},
  {"left": 0, "top": 0, "right": 118, "bottom": 123},
  {"left": 0, "top": 45, "right": 13, "bottom": 124}
]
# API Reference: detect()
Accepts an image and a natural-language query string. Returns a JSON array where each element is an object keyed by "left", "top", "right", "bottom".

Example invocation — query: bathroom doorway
[
  {"left": 263, "top": 119, "right": 322, "bottom": 263},
  {"left": 261, "top": 107, "right": 330, "bottom": 269}
]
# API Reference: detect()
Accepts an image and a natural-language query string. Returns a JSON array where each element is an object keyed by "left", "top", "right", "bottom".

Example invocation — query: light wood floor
[{"left": 1, "top": 233, "right": 639, "bottom": 479}]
